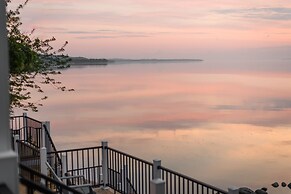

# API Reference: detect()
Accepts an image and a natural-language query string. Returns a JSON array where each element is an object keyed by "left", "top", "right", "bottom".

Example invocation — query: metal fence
[
  {"left": 11, "top": 114, "right": 227, "bottom": 194},
  {"left": 17, "top": 140, "right": 40, "bottom": 172},
  {"left": 19, "top": 164, "right": 82, "bottom": 194},
  {"left": 160, "top": 166, "right": 227, "bottom": 194},
  {"left": 43, "top": 124, "right": 62, "bottom": 170},
  {"left": 10, "top": 115, "right": 42, "bottom": 148},
  {"left": 10, "top": 115, "right": 61, "bottom": 167},
  {"left": 48, "top": 146, "right": 103, "bottom": 187},
  {"left": 108, "top": 147, "right": 151, "bottom": 194},
  {"left": 10, "top": 115, "right": 25, "bottom": 132},
  {"left": 48, "top": 143, "right": 227, "bottom": 194}
]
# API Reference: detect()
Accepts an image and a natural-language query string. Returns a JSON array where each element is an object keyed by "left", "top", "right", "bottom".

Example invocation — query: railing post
[
  {"left": 13, "top": 135, "right": 19, "bottom": 155},
  {"left": 153, "top": 160, "right": 161, "bottom": 179},
  {"left": 121, "top": 164, "right": 128, "bottom": 193},
  {"left": 62, "top": 153, "right": 67, "bottom": 185},
  {"left": 102, "top": 141, "right": 108, "bottom": 188},
  {"left": 13, "top": 135, "right": 20, "bottom": 174},
  {"left": 41, "top": 123, "right": 46, "bottom": 148},
  {"left": 23, "top": 112, "right": 28, "bottom": 141},
  {"left": 40, "top": 124, "right": 47, "bottom": 176},
  {"left": 42, "top": 121, "right": 51, "bottom": 152},
  {"left": 150, "top": 159, "right": 165, "bottom": 194},
  {"left": 44, "top": 121, "right": 50, "bottom": 133}
]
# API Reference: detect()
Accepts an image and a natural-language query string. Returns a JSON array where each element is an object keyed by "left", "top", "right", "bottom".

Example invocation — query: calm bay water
[{"left": 20, "top": 59, "right": 291, "bottom": 193}]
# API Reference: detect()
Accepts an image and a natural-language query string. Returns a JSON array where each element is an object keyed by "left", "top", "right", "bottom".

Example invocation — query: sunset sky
[
  {"left": 9, "top": 1, "right": 291, "bottom": 190},
  {"left": 10, "top": 0, "right": 291, "bottom": 59}
]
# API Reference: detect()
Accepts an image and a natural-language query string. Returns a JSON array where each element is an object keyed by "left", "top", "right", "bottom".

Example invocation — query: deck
[{"left": 95, "top": 188, "right": 116, "bottom": 194}]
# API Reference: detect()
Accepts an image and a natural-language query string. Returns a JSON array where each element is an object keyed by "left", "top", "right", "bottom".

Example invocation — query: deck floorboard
[{"left": 94, "top": 187, "right": 117, "bottom": 194}]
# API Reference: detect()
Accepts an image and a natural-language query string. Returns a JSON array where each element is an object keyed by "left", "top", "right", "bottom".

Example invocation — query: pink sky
[{"left": 9, "top": 0, "right": 291, "bottom": 58}]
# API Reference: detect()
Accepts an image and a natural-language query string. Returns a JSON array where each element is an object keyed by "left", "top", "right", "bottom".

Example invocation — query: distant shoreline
[
  {"left": 69, "top": 57, "right": 203, "bottom": 66},
  {"left": 69, "top": 57, "right": 108, "bottom": 65},
  {"left": 108, "top": 58, "right": 203, "bottom": 64}
]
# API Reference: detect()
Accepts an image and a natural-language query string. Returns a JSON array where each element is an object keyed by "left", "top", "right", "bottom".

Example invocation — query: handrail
[
  {"left": 159, "top": 165, "right": 227, "bottom": 193},
  {"left": 46, "top": 161, "right": 62, "bottom": 182},
  {"left": 43, "top": 124, "right": 62, "bottom": 169},
  {"left": 107, "top": 168, "right": 137, "bottom": 194},
  {"left": 10, "top": 115, "right": 42, "bottom": 148},
  {"left": 108, "top": 147, "right": 152, "bottom": 166},
  {"left": 19, "top": 178, "right": 56, "bottom": 194},
  {"left": 159, "top": 165, "right": 227, "bottom": 194},
  {"left": 17, "top": 140, "right": 40, "bottom": 172},
  {"left": 19, "top": 164, "right": 82, "bottom": 194},
  {"left": 17, "top": 140, "right": 39, "bottom": 151},
  {"left": 43, "top": 124, "right": 58, "bottom": 152},
  {"left": 12, "top": 115, "right": 227, "bottom": 194},
  {"left": 54, "top": 145, "right": 227, "bottom": 194},
  {"left": 107, "top": 147, "right": 153, "bottom": 194},
  {"left": 10, "top": 115, "right": 62, "bottom": 169},
  {"left": 48, "top": 145, "right": 103, "bottom": 154},
  {"left": 48, "top": 146, "right": 103, "bottom": 187}
]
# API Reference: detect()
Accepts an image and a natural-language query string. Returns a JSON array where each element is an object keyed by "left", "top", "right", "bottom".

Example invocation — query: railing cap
[{"left": 102, "top": 141, "right": 108, "bottom": 147}]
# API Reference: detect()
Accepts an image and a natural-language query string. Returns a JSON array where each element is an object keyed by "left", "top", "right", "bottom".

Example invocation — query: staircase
[
  {"left": 11, "top": 114, "right": 81, "bottom": 194},
  {"left": 11, "top": 114, "right": 228, "bottom": 194}
]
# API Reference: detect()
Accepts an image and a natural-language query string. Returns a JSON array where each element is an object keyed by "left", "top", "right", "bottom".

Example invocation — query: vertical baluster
[{"left": 87, "top": 149, "right": 90, "bottom": 184}]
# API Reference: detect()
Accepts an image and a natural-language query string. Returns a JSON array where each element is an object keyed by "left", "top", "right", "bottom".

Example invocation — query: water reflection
[{"left": 19, "top": 60, "right": 291, "bottom": 193}]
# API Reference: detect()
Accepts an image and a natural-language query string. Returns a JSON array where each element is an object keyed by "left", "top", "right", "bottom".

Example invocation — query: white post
[
  {"left": 40, "top": 147, "right": 48, "bottom": 176},
  {"left": 13, "top": 135, "right": 20, "bottom": 174},
  {"left": 150, "top": 179, "right": 166, "bottom": 194},
  {"left": 150, "top": 159, "right": 165, "bottom": 194},
  {"left": 121, "top": 164, "right": 128, "bottom": 193},
  {"left": 42, "top": 122, "right": 50, "bottom": 150},
  {"left": 62, "top": 153, "right": 67, "bottom": 185},
  {"left": 0, "top": 0, "right": 19, "bottom": 192},
  {"left": 153, "top": 160, "right": 161, "bottom": 179},
  {"left": 102, "top": 141, "right": 108, "bottom": 188},
  {"left": 40, "top": 124, "right": 47, "bottom": 176},
  {"left": 13, "top": 135, "right": 20, "bottom": 155},
  {"left": 42, "top": 123, "right": 46, "bottom": 148},
  {"left": 23, "top": 112, "right": 28, "bottom": 141}
]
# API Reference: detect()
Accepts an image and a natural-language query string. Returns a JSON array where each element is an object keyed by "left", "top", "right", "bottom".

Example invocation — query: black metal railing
[
  {"left": 43, "top": 124, "right": 62, "bottom": 171},
  {"left": 19, "top": 164, "right": 82, "bottom": 194},
  {"left": 10, "top": 115, "right": 62, "bottom": 169},
  {"left": 160, "top": 166, "right": 227, "bottom": 194},
  {"left": 11, "top": 115, "right": 227, "bottom": 194},
  {"left": 10, "top": 115, "right": 25, "bottom": 132},
  {"left": 108, "top": 147, "right": 151, "bottom": 194},
  {"left": 10, "top": 115, "right": 42, "bottom": 148},
  {"left": 49, "top": 145, "right": 227, "bottom": 194},
  {"left": 43, "top": 124, "right": 58, "bottom": 154},
  {"left": 107, "top": 168, "right": 137, "bottom": 194},
  {"left": 48, "top": 146, "right": 103, "bottom": 187},
  {"left": 17, "top": 140, "right": 40, "bottom": 172}
]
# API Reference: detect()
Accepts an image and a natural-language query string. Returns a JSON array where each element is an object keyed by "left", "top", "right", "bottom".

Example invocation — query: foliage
[{"left": 6, "top": 0, "right": 73, "bottom": 112}]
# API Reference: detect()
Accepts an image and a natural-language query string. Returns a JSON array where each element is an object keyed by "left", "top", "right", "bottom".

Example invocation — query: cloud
[
  {"left": 130, "top": 119, "right": 206, "bottom": 130},
  {"left": 70, "top": 29, "right": 153, "bottom": 39},
  {"left": 35, "top": 26, "right": 158, "bottom": 39},
  {"left": 214, "top": 99, "right": 291, "bottom": 112},
  {"left": 77, "top": 35, "right": 150, "bottom": 39},
  {"left": 214, "top": 7, "right": 291, "bottom": 21}
]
